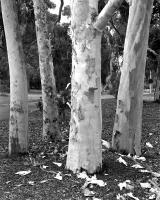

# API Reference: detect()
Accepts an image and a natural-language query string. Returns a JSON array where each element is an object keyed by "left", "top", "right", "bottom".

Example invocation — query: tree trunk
[
  {"left": 1, "top": 0, "right": 28, "bottom": 155},
  {"left": 112, "top": 0, "right": 153, "bottom": 156},
  {"left": 66, "top": 0, "right": 102, "bottom": 174},
  {"left": 154, "top": 55, "right": 160, "bottom": 102},
  {"left": 33, "top": 0, "right": 60, "bottom": 141}
]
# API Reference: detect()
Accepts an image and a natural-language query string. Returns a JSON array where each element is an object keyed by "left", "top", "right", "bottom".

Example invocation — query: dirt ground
[
  {"left": 0, "top": 93, "right": 41, "bottom": 120},
  {"left": 0, "top": 99, "right": 160, "bottom": 200}
]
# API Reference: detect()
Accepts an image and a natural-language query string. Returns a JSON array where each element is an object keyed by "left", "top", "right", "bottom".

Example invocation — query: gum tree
[
  {"left": 33, "top": 0, "right": 60, "bottom": 141},
  {"left": 112, "top": 0, "right": 154, "bottom": 156},
  {"left": 66, "top": 0, "right": 123, "bottom": 173},
  {"left": 1, "top": 0, "right": 28, "bottom": 155}
]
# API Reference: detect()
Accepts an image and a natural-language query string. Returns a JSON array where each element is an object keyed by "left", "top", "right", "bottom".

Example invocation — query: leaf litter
[{"left": 0, "top": 100, "right": 160, "bottom": 199}]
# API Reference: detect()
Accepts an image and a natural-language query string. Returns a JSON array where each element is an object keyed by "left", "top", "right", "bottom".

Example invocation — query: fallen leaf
[
  {"left": 117, "top": 157, "right": 128, "bottom": 166},
  {"left": 15, "top": 170, "right": 31, "bottom": 176},
  {"left": 139, "top": 169, "right": 150, "bottom": 173},
  {"left": 15, "top": 184, "right": 23, "bottom": 187},
  {"left": 89, "top": 179, "right": 106, "bottom": 187},
  {"left": 133, "top": 155, "right": 146, "bottom": 161},
  {"left": 150, "top": 187, "right": 158, "bottom": 193},
  {"left": 40, "top": 180, "right": 48, "bottom": 183},
  {"left": 42, "top": 165, "right": 48, "bottom": 169},
  {"left": 82, "top": 175, "right": 106, "bottom": 190},
  {"left": 118, "top": 180, "right": 134, "bottom": 190},
  {"left": 149, "top": 194, "right": 156, "bottom": 199},
  {"left": 53, "top": 162, "right": 62, "bottom": 167},
  {"left": 6, "top": 181, "right": 11, "bottom": 184},
  {"left": 41, "top": 156, "right": 46, "bottom": 158},
  {"left": 151, "top": 172, "right": 160, "bottom": 177},
  {"left": 131, "top": 164, "right": 144, "bottom": 169},
  {"left": 77, "top": 171, "right": 89, "bottom": 179},
  {"left": 54, "top": 172, "right": 62, "bottom": 180},
  {"left": 146, "top": 142, "right": 153, "bottom": 148},
  {"left": 89, "top": 175, "right": 106, "bottom": 187},
  {"left": 140, "top": 182, "right": 151, "bottom": 189},
  {"left": 125, "top": 192, "right": 139, "bottom": 200},
  {"left": 28, "top": 181, "right": 34, "bottom": 186},
  {"left": 64, "top": 174, "right": 71, "bottom": 177},
  {"left": 83, "top": 188, "right": 95, "bottom": 197}
]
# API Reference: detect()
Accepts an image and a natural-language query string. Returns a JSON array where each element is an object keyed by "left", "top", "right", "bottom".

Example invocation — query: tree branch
[
  {"left": 147, "top": 47, "right": 158, "bottom": 56},
  {"left": 94, "top": 0, "right": 124, "bottom": 32},
  {"left": 55, "top": 0, "right": 64, "bottom": 25},
  {"left": 109, "top": 18, "right": 123, "bottom": 44}
]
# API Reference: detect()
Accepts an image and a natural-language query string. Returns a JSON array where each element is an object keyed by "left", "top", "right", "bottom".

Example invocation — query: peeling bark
[
  {"left": 112, "top": 0, "right": 153, "bottom": 156},
  {"left": 33, "top": 0, "right": 60, "bottom": 141},
  {"left": 1, "top": 0, "right": 28, "bottom": 155},
  {"left": 66, "top": 0, "right": 102, "bottom": 174}
]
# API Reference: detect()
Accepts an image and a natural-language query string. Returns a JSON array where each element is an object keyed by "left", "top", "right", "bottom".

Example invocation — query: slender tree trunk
[
  {"left": 112, "top": 0, "right": 153, "bottom": 156},
  {"left": 33, "top": 0, "right": 60, "bottom": 141},
  {"left": 66, "top": 0, "right": 102, "bottom": 174},
  {"left": 154, "top": 55, "right": 160, "bottom": 102},
  {"left": 1, "top": 0, "right": 28, "bottom": 155}
]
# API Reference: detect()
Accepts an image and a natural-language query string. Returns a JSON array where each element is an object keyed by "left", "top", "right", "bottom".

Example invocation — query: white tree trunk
[
  {"left": 112, "top": 0, "right": 153, "bottom": 156},
  {"left": 33, "top": 0, "right": 60, "bottom": 141},
  {"left": 66, "top": 0, "right": 102, "bottom": 174},
  {"left": 1, "top": 0, "right": 28, "bottom": 155}
]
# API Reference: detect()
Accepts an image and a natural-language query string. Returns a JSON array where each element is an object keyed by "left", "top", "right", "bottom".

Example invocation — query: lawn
[{"left": 0, "top": 99, "right": 160, "bottom": 200}]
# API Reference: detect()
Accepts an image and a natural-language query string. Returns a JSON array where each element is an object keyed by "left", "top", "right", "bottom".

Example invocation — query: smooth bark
[
  {"left": 112, "top": 0, "right": 153, "bottom": 156},
  {"left": 33, "top": 0, "right": 60, "bottom": 141},
  {"left": 94, "top": 0, "right": 123, "bottom": 32},
  {"left": 1, "top": 0, "right": 28, "bottom": 155}
]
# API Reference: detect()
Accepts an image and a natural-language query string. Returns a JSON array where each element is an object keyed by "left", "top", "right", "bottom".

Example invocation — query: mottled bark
[
  {"left": 112, "top": 0, "right": 153, "bottom": 156},
  {"left": 1, "top": 0, "right": 28, "bottom": 155},
  {"left": 66, "top": 0, "right": 102, "bottom": 174},
  {"left": 33, "top": 0, "right": 60, "bottom": 141}
]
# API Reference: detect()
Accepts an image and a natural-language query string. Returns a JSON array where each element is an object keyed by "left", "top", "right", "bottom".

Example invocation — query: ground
[
  {"left": 0, "top": 95, "right": 160, "bottom": 200},
  {"left": 0, "top": 92, "right": 41, "bottom": 120}
]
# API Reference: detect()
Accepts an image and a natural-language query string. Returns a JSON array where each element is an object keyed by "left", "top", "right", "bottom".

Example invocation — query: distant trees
[
  {"left": 1, "top": 0, "right": 28, "bottom": 155},
  {"left": 33, "top": 0, "right": 60, "bottom": 141},
  {"left": 52, "top": 23, "right": 72, "bottom": 92},
  {"left": 112, "top": 0, "right": 154, "bottom": 155}
]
